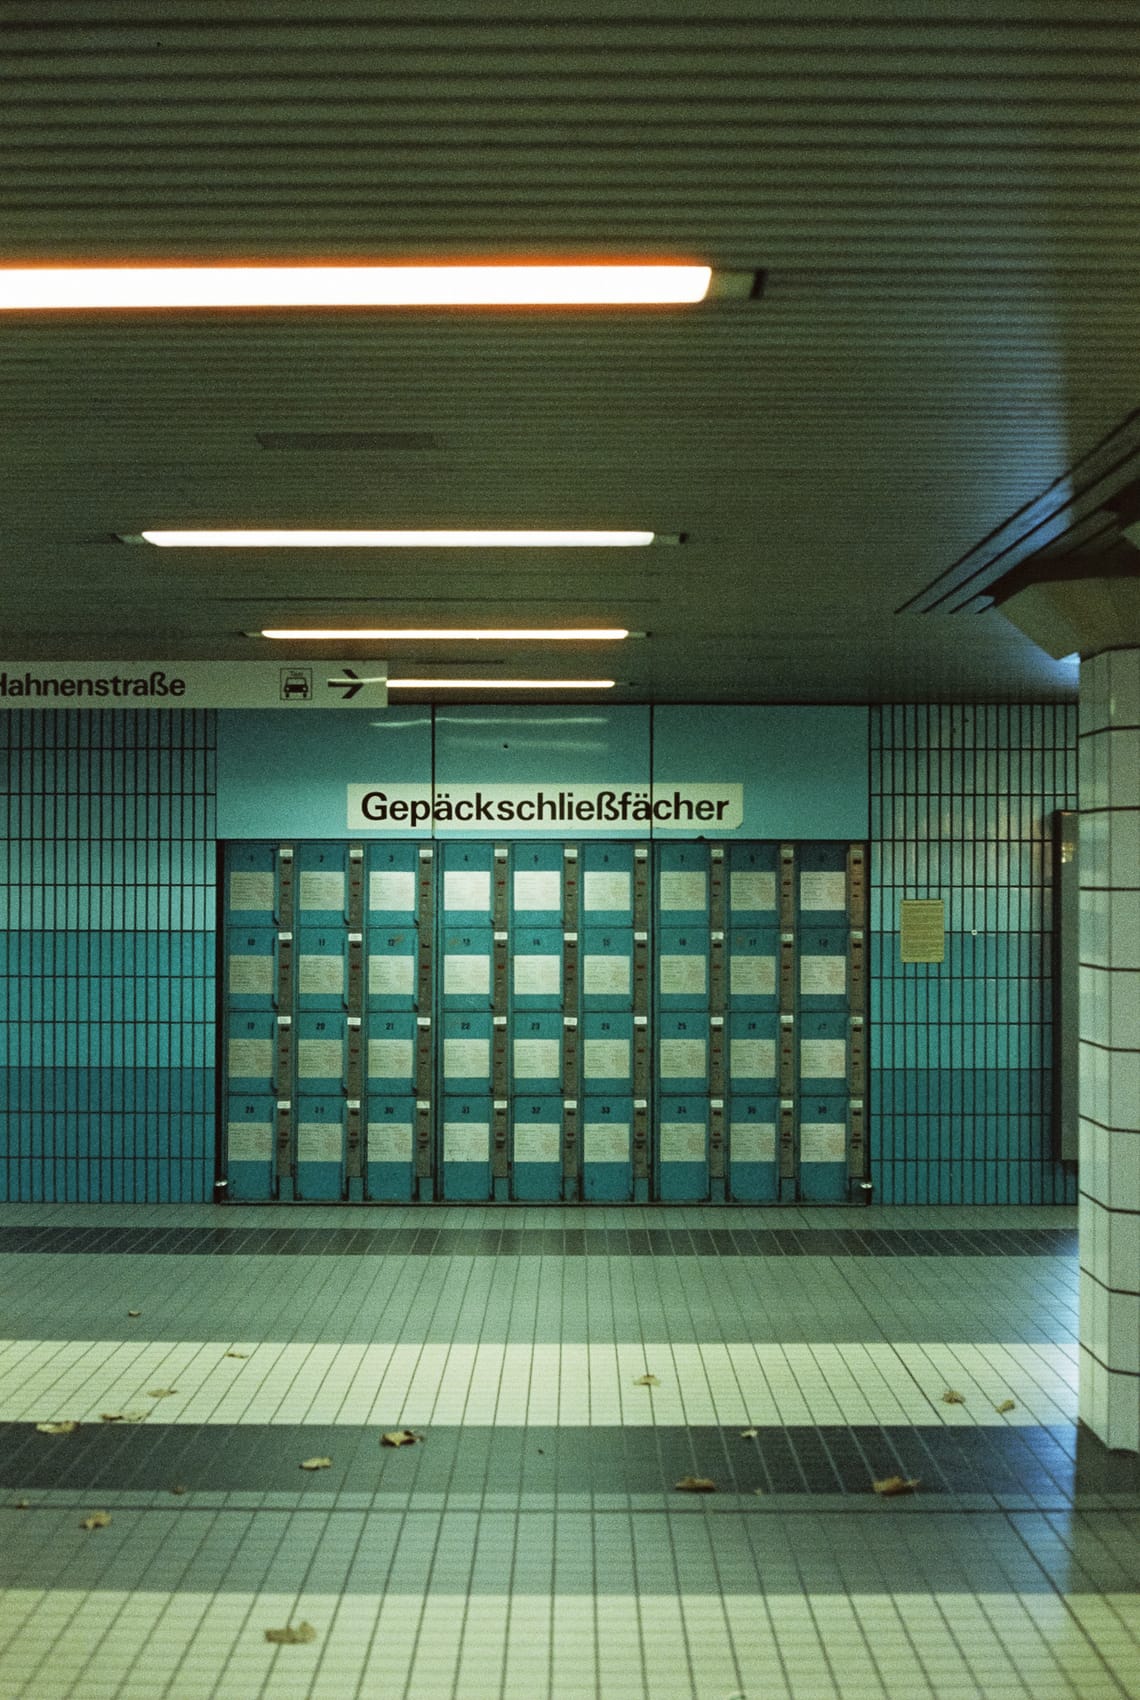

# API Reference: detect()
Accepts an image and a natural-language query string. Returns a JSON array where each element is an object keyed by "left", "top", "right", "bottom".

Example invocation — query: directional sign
[{"left": 0, "top": 660, "right": 387, "bottom": 709}]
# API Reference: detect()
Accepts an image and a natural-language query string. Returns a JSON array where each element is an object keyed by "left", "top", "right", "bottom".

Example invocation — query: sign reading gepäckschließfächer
[{"left": 0, "top": 661, "right": 387, "bottom": 709}]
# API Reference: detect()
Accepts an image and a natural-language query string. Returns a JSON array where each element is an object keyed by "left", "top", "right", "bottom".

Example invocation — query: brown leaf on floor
[
  {"left": 995, "top": 1399, "right": 1016, "bottom": 1413},
  {"left": 739, "top": 1428, "right": 759, "bottom": 1438},
  {"left": 35, "top": 1420, "right": 79, "bottom": 1435},
  {"left": 872, "top": 1475, "right": 921, "bottom": 1497},
  {"left": 674, "top": 1475, "right": 716, "bottom": 1493},
  {"left": 941, "top": 1389, "right": 966, "bottom": 1404},
  {"left": 264, "top": 1622, "right": 317, "bottom": 1645},
  {"left": 80, "top": 1511, "right": 112, "bottom": 1530},
  {"left": 633, "top": 1373, "right": 660, "bottom": 1386},
  {"left": 100, "top": 1410, "right": 148, "bottom": 1424},
  {"left": 147, "top": 1388, "right": 177, "bottom": 1399},
  {"left": 170, "top": 1485, "right": 188, "bottom": 1496},
  {"left": 299, "top": 1457, "right": 332, "bottom": 1471},
  {"left": 126, "top": 1310, "right": 141, "bottom": 1318},
  {"left": 380, "top": 1429, "right": 421, "bottom": 1448},
  {"left": 224, "top": 1350, "right": 248, "bottom": 1359}
]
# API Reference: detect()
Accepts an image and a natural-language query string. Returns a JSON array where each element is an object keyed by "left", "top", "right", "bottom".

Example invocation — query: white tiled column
[{"left": 1079, "top": 647, "right": 1140, "bottom": 1451}]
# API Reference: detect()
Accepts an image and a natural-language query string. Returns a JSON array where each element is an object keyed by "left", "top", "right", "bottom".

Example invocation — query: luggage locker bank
[{"left": 0, "top": 698, "right": 1078, "bottom": 1209}]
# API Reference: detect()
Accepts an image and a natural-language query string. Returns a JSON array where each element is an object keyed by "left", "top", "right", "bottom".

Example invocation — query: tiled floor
[{"left": 0, "top": 1203, "right": 1137, "bottom": 1700}]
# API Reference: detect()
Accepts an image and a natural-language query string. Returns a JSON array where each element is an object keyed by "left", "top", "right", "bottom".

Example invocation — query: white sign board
[
  {"left": 347, "top": 780, "right": 744, "bottom": 833},
  {"left": 0, "top": 660, "right": 387, "bottom": 709}
]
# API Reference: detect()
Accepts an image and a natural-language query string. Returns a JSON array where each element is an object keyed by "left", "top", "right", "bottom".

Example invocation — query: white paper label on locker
[
  {"left": 444, "top": 1121, "right": 490, "bottom": 1162},
  {"left": 660, "top": 954, "right": 707, "bottom": 997},
  {"left": 514, "top": 1122, "right": 561, "bottom": 1163},
  {"left": 299, "top": 870, "right": 346, "bottom": 913},
  {"left": 513, "top": 869, "right": 561, "bottom": 913},
  {"left": 513, "top": 1038, "right": 561, "bottom": 1080},
  {"left": 443, "top": 1037, "right": 491, "bottom": 1078},
  {"left": 583, "top": 1121, "right": 630, "bottom": 1162},
  {"left": 583, "top": 869, "right": 631, "bottom": 913},
  {"left": 297, "top": 1121, "right": 344, "bottom": 1163},
  {"left": 660, "top": 1121, "right": 707, "bottom": 1161},
  {"left": 730, "top": 1122, "right": 777, "bottom": 1164},
  {"left": 800, "top": 1121, "right": 847, "bottom": 1163},
  {"left": 298, "top": 954, "right": 345, "bottom": 996},
  {"left": 229, "top": 870, "right": 275, "bottom": 913},
  {"left": 800, "top": 955, "right": 847, "bottom": 997},
  {"left": 730, "top": 954, "right": 776, "bottom": 997},
  {"left": 800, "top": 1038, "right": 847, "bottom": 1079},
  {"left": 226, "top": 1120, "right": 273, "bottom": 1161},
  {"left": 730, "top": 870, "right": 776, "bottom": 912},
  {"left": 368, "top": 952, "right": 415, "bottom": 997},
  {"left": 368, "top": 1038, "right": 415, "bottom": 1079},
  {"left": 513, "top": 954, "right": 561, "bottom": 997},
  {"left": 443, "top": 868, "right": 491, "bottom": 913},
  {"left": 800, "top": 871, "right": 847, "bottom": 912},
  {"left": 729, "top": 1038, "right": 776, "bottom": 1080},
  {"left": 659, "top": 870, "right": 707, "bottom": 912},
  {"left": 228, "top": 954, "right": 274, "bottom": 996},
  {"left": 227, "top": 1037, "right": 274, "bottom": 1079},
  {"left": 443, "top": 953, "right": 491, "bottom": 996},
  {"left": 297, "top": 1038, "right": 344, "bottom": 1079},
  {"left": 660, "top": 1038, "right": 707, "bottom": 1079},
  {"left": 367, "top": 1121, "right": 413, "bottom": 1162},
  {"left": 582, "top": 954, "right": 631, "bottom": 996},
  {"left": 583, "top": 1037, "right": 631, "bottom": 1079},
  {"left": 369, "top": 869, "right": 416, "bottom": 914}
]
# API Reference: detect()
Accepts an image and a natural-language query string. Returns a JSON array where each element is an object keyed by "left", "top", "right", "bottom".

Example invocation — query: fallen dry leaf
[
  {"left": 126, "top": 1310, "right": 141, "bottom": 1318},
  {"left": 36, "top": 1420, "right": 79, "bottom": 1435},
  {"left": 995, "top": 1399, "right": 1016, "bottom": 1414},
  {"left": 674, "top": 1475, "right": 716, "bottom": 1493},
  {"left": 100, "top": 1410, "right": 148, "bottom": 1424},
  {"left": 633, "top": 1373, "right": 660, "bottom": 1387},
  {"left": 147, "top": 1388, "right": 178, "bottom": 1399},
  {"left": 872, "top": 1475, "right": 921, "bottom": 1497},
  {"left": 380, "top": 1429, "right": 420, "bottom": 1448},
  {"left": 80, "top": 1511, "right": 112, "bottom": 1530},
  {"left": 299, "top": 1457, "right": 332, "bottom": 1472},
  {"left": 941, "top": 1389, "right": 965, "bottom": 1405},
  {"left": 224, "top": 1350, "right": 248, "bottom": 1360},
  {"left": 739, "top": 1428, "right": 759, "bottom": 1439},
  {"left": 264, "top": 1622, "right": 317, "bottom": 1645},
  {"left": 170, "top": 1485, "right": 188, "bottom": 1496}
]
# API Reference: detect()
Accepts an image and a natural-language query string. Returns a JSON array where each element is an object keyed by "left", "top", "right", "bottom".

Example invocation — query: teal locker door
[
  {"left": 296, "top": 1013, "right": 347, "bottom": 1096},
  {"left": 366, "top": 842, "right": 420, "bottom": 925},
  {"left": 511, "top": 1097, "right": 563, "bottom": 1201},
  {"left": 581, "top": 843, "right": 636, "bottom": 924},
  {"left": 226, "top": 844, "right": 278, "bottom": 925},
  {"left": 366, "top": 1095, "right": 416, "bottom": 1201},
  {"left": 441, "top": 1012, "right": 493, "bottom": 1093},
  {"left": 366, "top": 926, "right": 418, "bottom": 1011},
  {"left": 366, "top": 1013, "right": 418, "bottom": 1095},
  {"left": 728, "top": 1097, "right": 778, "bottom": 1202},
  {"left": 728, "top": 843, "right": 779, "bottom": 925},
  {"left": 441, "top": 842, "right": 495, "bottom": 925},
  {"left": 728, "top": 1012, "right": 778, "bottom": 1094},
  {"left": 225, "top": 926, "right": 278, "bottom": 1011},
  {"left": 441, "top": 1095, "right": 492, "bottom": 1200},
  {"left": 296, "top": 843, "right": 350, "bottom": 925},
  {"left": 657, "top": 1097, "right": 709, "bottom": 1201},
  {"left": 798, "top": 844, "right": 849, "bottom": 923},
  {"left": 441, "top": 928, "right": 494, "bottom": 1010},
  {"left": 297, "top": 927, "right": 347, "bottom": 1011},
  {"left": 225, "top": 1011, "right": 276, "bottom": 1095},
  {"left": 295, "top": 1096, "right": 346, "bottom": 1200},
  {"left": 581, "top": 928, "right": 634, "bottom": 1009},
  {"left": 581, "top": 1012, "right": 633, "bottom": 1093},
  {"left": 511, "top": 1012, "right": 562, "bottom": 1093},
  {"left": 512, "top": 929, "right": 564, "bottom": 1011},
  {"left": 728, "top": 927, "right": 778, "bottom": 1010},
  {"left": 657, "top": 927, "right": 709, "bottom": 1009},
  {"left": 225, "top": 1095, "right": 276, "bottom": 1200},
  {"left": 657, "top": 843, "right": 710, "bottom": 923},
  {"left": 799, "top": 1011, "right": 849, "bottom": 1095},
  {"left": 658, "top": 1012, "right": 710, "bottom": 1094},
  {"left": 582, "top": 1096, "right": 633, "bottom": 1200},
  {"left": 799, "top": 928, "right": 849, "bottom": 1012},
  {"left": 798, "top": 1097, "right": 848, "bottom": 1202},
  {"left": 512, "top": 843, "right": 564, "bottom": 926}
]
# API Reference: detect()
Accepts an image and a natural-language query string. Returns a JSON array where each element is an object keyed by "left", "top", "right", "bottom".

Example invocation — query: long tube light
[
  {"left": 387, "top": 679, "right": 616, "bottom": 690},
  {"left": 138, "top": 529, "right": 655, "bottom": 548},
  {"left": 0, "top": 264, "right": 711, "bottom": 311},
  {"left": 260, "top": 627, "right": 629, "bottom": 641}
]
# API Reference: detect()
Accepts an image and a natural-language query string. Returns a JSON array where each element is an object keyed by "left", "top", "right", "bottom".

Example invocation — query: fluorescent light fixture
[
  {"left": 0, "top": 264, "right": 711, "bottom": 311},
  {"left": 138, "top": 529, "right": 655, "bottom": 548},
  {"left": 387, "top": 678, "right": 615, "bottom": 691},
  {"left": 260, "top": 627, "right": 629, "bottom": 641}
]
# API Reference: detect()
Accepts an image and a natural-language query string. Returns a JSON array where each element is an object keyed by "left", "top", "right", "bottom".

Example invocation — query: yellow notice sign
[{"left": 900, "top": 899, "right": 945, "bottom": 963}]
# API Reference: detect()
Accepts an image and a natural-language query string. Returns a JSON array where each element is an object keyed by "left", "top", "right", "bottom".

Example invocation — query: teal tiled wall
[
  {"left": 0, "top": 711, "right": 216, "bottom": 1201},
  {"left": 870, "top": 704, "right": 1078, "bottom": 1204}
]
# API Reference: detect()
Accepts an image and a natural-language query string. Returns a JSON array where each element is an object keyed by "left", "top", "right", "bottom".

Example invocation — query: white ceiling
[{"left": 2, "top": 0, "right": 1138, "bottom": 702}]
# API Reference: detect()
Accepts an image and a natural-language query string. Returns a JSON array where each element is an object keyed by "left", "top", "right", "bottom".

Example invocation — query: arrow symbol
[{"left": 328, "top": 667, "right": 364, "bottom": 701}]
